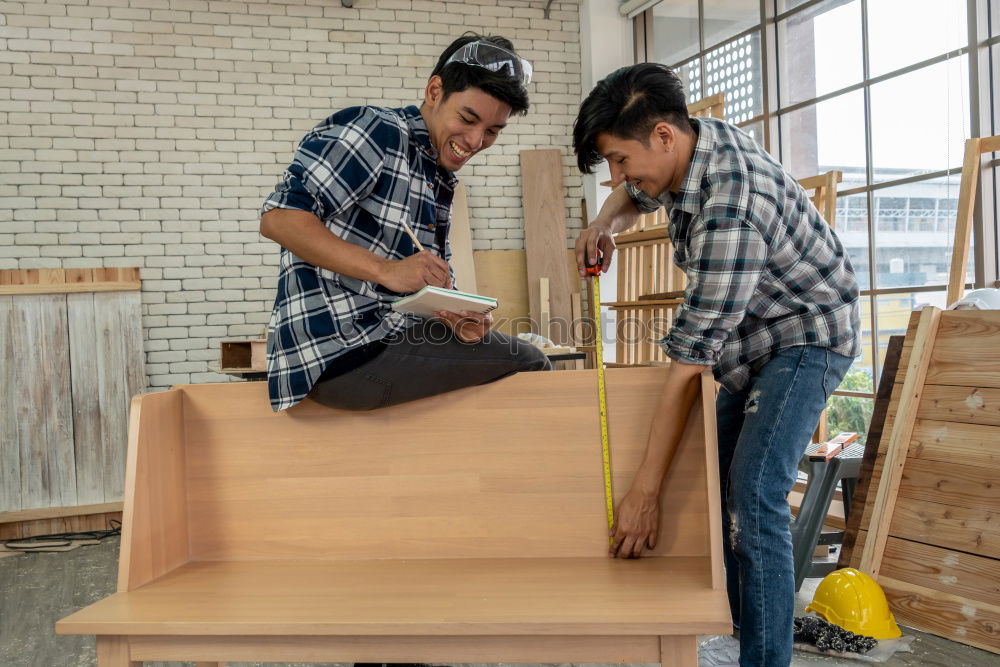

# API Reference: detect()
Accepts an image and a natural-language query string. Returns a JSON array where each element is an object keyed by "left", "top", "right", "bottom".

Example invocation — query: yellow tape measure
[{"left": 589, "top": 271, "right": 615, "bottom": 541}]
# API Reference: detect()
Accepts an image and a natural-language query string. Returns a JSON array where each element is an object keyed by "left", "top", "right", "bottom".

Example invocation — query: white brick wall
[{"left": 1, "top": 0, "right": 584, "bottom": 391}]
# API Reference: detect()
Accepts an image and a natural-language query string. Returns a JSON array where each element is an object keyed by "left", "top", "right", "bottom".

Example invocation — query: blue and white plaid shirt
[
  {"left": 627, "top": 117, "right": 861, "bottom": 393},
  {"left": 261, "top": 105, "right": 458, "bottom": 411}
]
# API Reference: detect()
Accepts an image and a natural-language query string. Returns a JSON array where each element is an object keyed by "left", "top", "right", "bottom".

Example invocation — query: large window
[{"left": 638, "top": 0, "right": 999, "bottom": 443}]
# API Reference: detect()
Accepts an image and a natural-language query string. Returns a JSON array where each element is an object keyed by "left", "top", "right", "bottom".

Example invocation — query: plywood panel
[
  {"left": 181, "top": 368, "right": 713, "bottom": 562},
  {"left": 473, "top": 250, "right": 530, "bottom": 336},
  {"left": 520, "top": 149, "right": 573, "bottom": 340},
  {"left": 119, "top": 391, "right": 189, "bottom": 592}
]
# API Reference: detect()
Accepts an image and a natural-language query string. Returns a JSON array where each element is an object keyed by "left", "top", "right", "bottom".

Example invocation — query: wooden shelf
[{"left": 603, "top": 299, "right": 684, "bottom": 309}]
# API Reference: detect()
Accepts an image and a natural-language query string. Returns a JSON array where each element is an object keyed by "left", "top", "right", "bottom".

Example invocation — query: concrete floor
[{"left": 0, "top": 537, "right": 996, "bottom": 667}]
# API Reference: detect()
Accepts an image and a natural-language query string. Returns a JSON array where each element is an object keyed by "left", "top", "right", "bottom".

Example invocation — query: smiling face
[
  {"left": 596, "top": 121, "right": 692, "bottom": 198},
  {"left": 421, "top": 76, "right": 512, "bottom": 171}
]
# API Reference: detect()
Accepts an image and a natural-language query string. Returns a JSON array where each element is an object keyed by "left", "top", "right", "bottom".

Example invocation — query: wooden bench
[{"left": 56, "top": 367, "right": 731, "bottom": 666}]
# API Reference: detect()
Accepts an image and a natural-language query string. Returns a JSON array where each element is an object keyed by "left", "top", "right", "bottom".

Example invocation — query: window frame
[{"left": 637, "top": 0, "right": 1000, "bottom": 424}]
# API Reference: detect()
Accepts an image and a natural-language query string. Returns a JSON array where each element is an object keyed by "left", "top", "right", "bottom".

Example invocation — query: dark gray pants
[{"left": 309, "top": 319, "right": 552, "bottom": 411}]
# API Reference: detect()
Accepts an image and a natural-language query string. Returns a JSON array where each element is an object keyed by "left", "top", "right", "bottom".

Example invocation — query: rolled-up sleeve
[
  {"left": 663, "top": 210, "right": 768, "bottom": 366},
  {"left": 261, "top": 111, "right": 394, "bottom": 221}
]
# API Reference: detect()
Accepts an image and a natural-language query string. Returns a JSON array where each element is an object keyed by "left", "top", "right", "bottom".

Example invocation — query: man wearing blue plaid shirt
[
  {"left": 573, "top": 64, "right": 861, "bottom": 667},
  {"left": 260, "top": 34, "right": 550, "bottom": 414}
]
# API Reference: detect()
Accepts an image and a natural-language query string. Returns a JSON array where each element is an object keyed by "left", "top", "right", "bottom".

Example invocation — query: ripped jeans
[{"left": 716, "top": 345, "right": 852, "bottom": 667}]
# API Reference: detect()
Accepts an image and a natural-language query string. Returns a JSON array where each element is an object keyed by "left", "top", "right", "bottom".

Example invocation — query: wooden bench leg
[
  {"left": 660, "top": 634, "right": 697, "bottom": 666},
  {"left": 95, "top": 636, "right": 141, "bottom": 666}
]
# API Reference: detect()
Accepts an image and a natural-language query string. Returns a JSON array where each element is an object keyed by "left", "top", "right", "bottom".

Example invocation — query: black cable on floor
[{"left": 2, "top": 519, "right": 121, "bottom": 553}]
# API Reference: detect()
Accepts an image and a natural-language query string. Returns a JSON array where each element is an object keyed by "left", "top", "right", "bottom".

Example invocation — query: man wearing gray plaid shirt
[
  {"left": 573, "top": 64, "right": 860, "bottom": 667},
  {"left": 260, "top": 34, "right": 550, "bottom": 414}
]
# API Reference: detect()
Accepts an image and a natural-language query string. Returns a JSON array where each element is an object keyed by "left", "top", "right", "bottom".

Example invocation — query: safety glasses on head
[{"left": 443, "top": 41, "right": 533, "bottom": 88}]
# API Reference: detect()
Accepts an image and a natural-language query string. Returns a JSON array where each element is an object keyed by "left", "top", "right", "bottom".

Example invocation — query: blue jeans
[{"left": 716, "top": 345, "right": 852, "bottom": 667}]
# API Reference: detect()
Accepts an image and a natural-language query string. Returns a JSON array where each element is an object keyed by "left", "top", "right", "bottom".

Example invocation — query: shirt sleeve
[
  {"left": 662, "top": 208, "right": 768, "bottom": 366},
  {"left": 625, "top": 182, "right": 666, "bottom": 214},
  {"left": 260, "top": 109, "right": 397, "bottom": 222}
]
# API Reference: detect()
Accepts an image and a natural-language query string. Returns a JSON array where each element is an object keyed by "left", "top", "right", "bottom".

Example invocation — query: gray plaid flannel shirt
[
  {"left": 626, "top": 117, "right": 861, "bottom": 393},
  {"left": 261, "top": 105, "right": 458, "bottom": 411}
]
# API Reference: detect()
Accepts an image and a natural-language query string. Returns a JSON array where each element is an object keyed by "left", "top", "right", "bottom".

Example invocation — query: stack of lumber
[{"left": 845, "top": 307, "right": 1000, "bottom": 654}]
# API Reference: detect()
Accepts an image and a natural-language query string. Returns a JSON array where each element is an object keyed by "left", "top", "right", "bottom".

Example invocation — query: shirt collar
[
  {"left": 401, "top": 104, "right": 458, "bottom": 189},
  {"left": 666, "top": 117, "right": 714, "bottom": 216}
]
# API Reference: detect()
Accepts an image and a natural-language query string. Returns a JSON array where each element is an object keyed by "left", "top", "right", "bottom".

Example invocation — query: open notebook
[{"left": 391, "top": 285, "right": 498, "bottom": 319}]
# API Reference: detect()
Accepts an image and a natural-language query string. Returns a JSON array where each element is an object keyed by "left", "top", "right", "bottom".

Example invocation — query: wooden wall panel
[
  {"left": 68, "top": 292, "right": 146, "bottom": 504},
  {"left": 0, "top": 271, "right": 145, "bottom": 535}
]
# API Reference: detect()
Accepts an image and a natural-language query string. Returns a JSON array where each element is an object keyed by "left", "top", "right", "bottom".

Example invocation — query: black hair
[
  {"left": 573, "top": 63, "right": 693, "bottom": 174},
  {"left": 430, "top": 33, "right": 530, "bottom": 116}
]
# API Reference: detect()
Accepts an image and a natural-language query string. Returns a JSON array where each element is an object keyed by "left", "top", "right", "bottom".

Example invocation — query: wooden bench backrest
[{"left": 119, "top": 368, "right": 722, "bottom": 591}]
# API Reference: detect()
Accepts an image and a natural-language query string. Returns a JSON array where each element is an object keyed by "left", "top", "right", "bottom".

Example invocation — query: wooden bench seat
[{"left": 57, "top": 367, "right": 730, "bottom": 666}]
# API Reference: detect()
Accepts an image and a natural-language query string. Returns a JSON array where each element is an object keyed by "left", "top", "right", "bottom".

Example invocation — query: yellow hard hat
[{"left": 805, "top": 568, "right": 902, "bottom": 640}]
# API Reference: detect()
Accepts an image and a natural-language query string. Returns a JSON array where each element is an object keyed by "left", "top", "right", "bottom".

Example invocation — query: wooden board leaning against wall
[
  {"left": 0, "top": 268, "right": 145, "bottom": 541},
  {"left": 843, "top": 309, "right": 1000, "bottom": 654}
]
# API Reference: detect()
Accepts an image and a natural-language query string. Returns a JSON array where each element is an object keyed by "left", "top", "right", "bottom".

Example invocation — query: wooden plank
[
  {"left": 864, "top": 501, "right": 1000, "bottom": 561},
  {"left": 700, "top": 372, "right": 725, "bottom": 591},
  {"left": 919, "top": 384, "right": 1000, "bottom": 427},
  {"left": 910, "top": 419, "right": 1000, "bottom": 467},
  {"left": 851, "top": 533, "right": 1000, "bottom": 608},
  {"left": 98, "top": 292, "right": 144, "bottom": 502},
  {"left": 68, "top": 293, "right": 105, "bottom": 505},
  {"left": 473, "top": 250, "right": 530, "bottom": 336},
  {"left": 925, "top": 310, "right": 1000, "bottom": 388},
  {"left": 687, "top": 92, "right": 725, "bottom": 119},
  {"left": 0, "top": 281, "right": 141, "bottom": 295},
  {"left": 859, "top": 307, "right": 941, "bottom": 576},
  {"left": 878, "top": 574, "right": 1000, "bottom": 654},
  {"left": 614, "top": 227, "right": 668, "bottom": 245},
  {"left": 44, "top": 295, "right": 77, "bottom": 509},
  {"left": 0, "top": 501, "right": 123, "bottom": 524},
  {"left": 520, "top": 149, "right": 573, "bottom": 335},
  {"left": 118, "top": 391, "right": 189, "bottom": 592},
  {"left": 448, "top": 181, "right": 477, "bottom": 292},
  {"left": 897, "top": 458, "right": 1000, "bottom": 514},
  {"left": 946, "top": 137, "right": 981, "bottom": 307},
  {"left": 8, "top": 294, "right": 76, "bottom": 511},
  {"left": 0, "top": 295, "right": 19, "bottom": 512}
]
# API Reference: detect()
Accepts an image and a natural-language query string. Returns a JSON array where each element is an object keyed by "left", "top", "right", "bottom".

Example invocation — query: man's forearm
[
  {"left": 632, "top": 361, "right": 705, "bottom": 496},
  {"left": 260, "top": 208, "right": 388, "bottom": 283},
  {"left": 595, "top": 185, "right": 643, "bottom": 234}
]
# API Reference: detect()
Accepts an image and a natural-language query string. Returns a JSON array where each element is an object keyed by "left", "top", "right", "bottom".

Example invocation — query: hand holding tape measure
[{"left": 585, "top": 254, "right": 615, "bottom": 545}]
